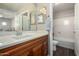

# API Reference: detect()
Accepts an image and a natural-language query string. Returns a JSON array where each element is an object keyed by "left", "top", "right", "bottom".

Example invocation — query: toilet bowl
[{"left": 53, "top": 40, "right": 58, "bottom": 51}]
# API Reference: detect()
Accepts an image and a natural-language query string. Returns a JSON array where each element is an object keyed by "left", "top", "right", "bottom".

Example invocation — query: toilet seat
[{"left": 53, "top": 40, "right": 58, "bottom": 51}]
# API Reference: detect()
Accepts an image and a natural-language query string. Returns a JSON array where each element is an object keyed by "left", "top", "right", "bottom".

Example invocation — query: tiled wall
[{"left": 54, "top": 9, "right": 74, "bottom": 42}]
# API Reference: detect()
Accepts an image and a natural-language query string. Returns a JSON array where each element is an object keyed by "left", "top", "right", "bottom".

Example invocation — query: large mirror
[{"left": 0, "top": 3, "right": 47, "bottom": 32}]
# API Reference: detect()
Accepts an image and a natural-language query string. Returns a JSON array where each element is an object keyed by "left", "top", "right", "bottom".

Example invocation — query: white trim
[
  {"left": 47, "top": 4, "right": 53, "bottom": 56},
  {"left": 49, "top": 3, "right": 53, "bottom": 56}
]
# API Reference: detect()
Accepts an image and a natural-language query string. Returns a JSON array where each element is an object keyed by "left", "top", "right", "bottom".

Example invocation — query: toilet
[{"left": 53, "top": 40, "right": 58, "bottom": 51}]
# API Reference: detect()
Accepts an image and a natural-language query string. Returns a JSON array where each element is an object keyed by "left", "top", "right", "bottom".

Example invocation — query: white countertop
[{"left": 0, "top": 31, "right": 48, "bottom": 50}]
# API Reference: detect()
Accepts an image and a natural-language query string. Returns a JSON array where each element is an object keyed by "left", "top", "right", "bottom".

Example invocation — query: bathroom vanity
[
  {"left": 0, "top": 3, "right": 49, "bottom": 56},
  {"left": 0, "top": 31, "right": 48, "bottom": 56}
]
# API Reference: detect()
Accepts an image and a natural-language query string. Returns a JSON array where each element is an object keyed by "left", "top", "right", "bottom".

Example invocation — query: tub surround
[{"left": 54, "top": 4, "right": 74, "bottom": 50}]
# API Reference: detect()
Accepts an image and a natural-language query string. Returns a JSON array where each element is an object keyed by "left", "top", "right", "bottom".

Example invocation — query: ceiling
[{"left": 53, "top": 3, "right": 74, "bottom": 13}]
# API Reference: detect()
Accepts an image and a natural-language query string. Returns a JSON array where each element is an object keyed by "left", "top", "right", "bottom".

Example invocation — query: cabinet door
[
  {"left": 12, "top": 48, "right": 32, "bottom": 56},
  {"left": 17, "top": 49, "right": 32, "bottom": 56},
  {"left": 43, "top": 40, "right": 48, "bottom": 56},
  {"left": 32, "top": 43, "right": 43, "bottom": 56},
  {"left": 0, "top": 44, "right": 33, "bottom": 56}
]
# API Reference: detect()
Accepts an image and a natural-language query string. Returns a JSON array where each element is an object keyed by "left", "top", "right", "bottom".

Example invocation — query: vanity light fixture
[{"left": 40, "top": 7, "right": 46, "bottom": 14}]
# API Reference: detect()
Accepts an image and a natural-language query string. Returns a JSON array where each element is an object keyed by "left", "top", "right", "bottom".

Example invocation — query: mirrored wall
[{"left": 0, "top": 3, "right": 48, "bottom": 32}]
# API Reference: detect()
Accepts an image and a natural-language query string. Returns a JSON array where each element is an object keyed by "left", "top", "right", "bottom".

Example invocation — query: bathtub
[{"left": 54, "top": 37, "right": 74, "bottom": 49}]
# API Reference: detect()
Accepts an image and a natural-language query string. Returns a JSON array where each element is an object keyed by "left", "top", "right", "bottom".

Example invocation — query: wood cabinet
[
  {"left": 0, "top": 35, "right": 48, "bottom": 56},
  {"left": 32, "top": 43, "right": 43, "bottom": 56}
]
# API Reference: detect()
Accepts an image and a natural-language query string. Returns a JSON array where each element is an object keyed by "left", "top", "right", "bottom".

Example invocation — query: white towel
[{"left": 45, "top": 17, "right": 51, "bottom": 31}]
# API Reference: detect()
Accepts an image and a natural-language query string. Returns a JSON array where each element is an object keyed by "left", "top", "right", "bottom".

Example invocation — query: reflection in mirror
[
  {"left": 30, "top": 12, "right": 37, "bottom": 31},
  {"left": 15, "top": 11, "right": 37, "bottom": 31},
  {"left": 22, "top": 12, "right": 30, "bottom": 31},
  {"left": 15, "top": 8, "right": 47, "bottom": 31},
  {"left": 0, "top": 18, "right": 14, "bottom": 31},
  {"left": 0, "top": 3, "right": 47, "bottom": 32},
  {"left": 38, "top": 14, "right": 44, "bottom": 24}
]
